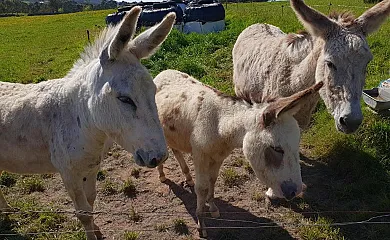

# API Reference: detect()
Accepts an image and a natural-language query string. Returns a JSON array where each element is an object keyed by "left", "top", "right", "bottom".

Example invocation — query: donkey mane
[
  {"left": 285, "top": 11, "right": 357, "bottom": 46},
  {"left": 328, "top": 11, "right": 357, "bottom": 27},
  {"left": 204, "top": 85, "right": 247, "bottom": 104},
  {"left": 66, "top": 24, "right": 120, "bottom": 78}
]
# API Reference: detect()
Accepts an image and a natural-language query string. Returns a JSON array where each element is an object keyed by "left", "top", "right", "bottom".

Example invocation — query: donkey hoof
[
  {"left": 210, "top": 210, "right": 220, "bottom": 218},
  {"left": 159, "top": 176, "right": 167, "bottom": 183},
  {"left": 198, "top": 228, "right": 208, "bottom": 238},
  {"left": 186, "top": 179, "right": 195, "bottom": 187}
]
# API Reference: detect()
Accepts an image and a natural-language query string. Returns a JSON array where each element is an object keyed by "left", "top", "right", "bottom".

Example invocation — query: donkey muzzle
[{"left": 134, "top": 149, "right": 168, "bottom": 168}]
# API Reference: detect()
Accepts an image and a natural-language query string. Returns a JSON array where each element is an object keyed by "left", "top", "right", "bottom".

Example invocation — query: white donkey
[
  {"left": 154, "top": 69, "right": 323, "bottom": 237},
  {"left": 0, "top": 8, "right": 175, "bottom": 240},
  {"left": 233, "top": 0, "right": 390, "bottom": 133}
]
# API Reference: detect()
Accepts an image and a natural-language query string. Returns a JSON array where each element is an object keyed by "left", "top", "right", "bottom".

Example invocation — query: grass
[
  {"left": 129, "top": 206, "right": 141, "bottom": 222},
  {"left": 173, "top": 218, "right": 189, "bottom": 235},
  {"left": 0, "top": 0, "right": 390, "bottom": 239},
  {"left": 18, "top": 176, "right": 45, "bottom": 194},
  {"left": 130, "top": 168, "right": 140, "bottom": 178},
  {"left": 252, "top": 192, "right": 264, "bottom": 202},
  {"left": 221, "top": 168, "right": 244, "bottom": 188},
  {"left": 124, "top": 231, "right": 139, "bottom": 240},
  {"left": 121, "top": 178, "right": 137, "bottom": 198},
  {"left": 96, "top": 170, "right": 107, "bottom": 181},
  {"left": 102, "top": 179, "right": 118, "bottom": 196},
  {"left": 299, "top": 217, "right": 344, "bottom": 240},
  {"left": 0, "top": 172, "right": 17, "bottom": 187},
  {"left": 155, "top": 223, "right": 169, "bottom": 232}
]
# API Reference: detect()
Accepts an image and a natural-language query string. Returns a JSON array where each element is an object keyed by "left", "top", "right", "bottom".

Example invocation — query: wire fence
[{"left": 1, "top": 208, "right": 390, "bottom": 236}]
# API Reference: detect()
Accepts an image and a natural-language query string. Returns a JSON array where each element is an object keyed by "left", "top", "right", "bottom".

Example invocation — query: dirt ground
[{"left": 4, "top": 144, "right": 338, "bottom": 240}]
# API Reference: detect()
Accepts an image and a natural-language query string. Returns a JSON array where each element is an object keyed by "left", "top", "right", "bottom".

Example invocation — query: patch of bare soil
[{"left": 5, "top": 145, "right": 331, "bottom": 240}]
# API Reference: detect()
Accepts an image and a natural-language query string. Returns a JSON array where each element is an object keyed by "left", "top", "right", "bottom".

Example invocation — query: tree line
[{"left": 0, "top": 0, "right": 117, "bottom": 15}]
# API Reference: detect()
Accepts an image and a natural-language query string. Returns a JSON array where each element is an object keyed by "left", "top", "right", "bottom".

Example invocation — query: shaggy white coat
[
  {"left": 233, "top": 0, "right": 390, "bottom": 133},
  {"left": 0, "top": 8, "right": 175, "bottom": 240},
  {"left": 154, "top": 69, "right": 322, "bottom": 237}
]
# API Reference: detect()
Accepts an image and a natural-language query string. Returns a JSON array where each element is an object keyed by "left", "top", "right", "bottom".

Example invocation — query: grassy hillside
[{"left": 1, "top": 1, "right": 390, "bottom": 239}]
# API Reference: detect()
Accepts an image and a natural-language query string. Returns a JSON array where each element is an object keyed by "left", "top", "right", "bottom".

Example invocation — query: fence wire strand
[{"left": 1, "top": 208, "right": 390, "bottom": 236}]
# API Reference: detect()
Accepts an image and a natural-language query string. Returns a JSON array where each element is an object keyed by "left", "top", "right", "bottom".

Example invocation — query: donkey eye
[
  {"left": 117, "top": 96, "right": 137, "bottom": 110},
  {"left": 325, "top": 61, "right": 337, "bottom": 70},
  {"left": 271, "top": 146, "right": 284, "bottom": 154}
]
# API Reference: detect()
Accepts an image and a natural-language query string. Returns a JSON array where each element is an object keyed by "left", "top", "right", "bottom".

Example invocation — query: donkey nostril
[{"left": 150, "top": 158, "right": 157, "bottom": 166}]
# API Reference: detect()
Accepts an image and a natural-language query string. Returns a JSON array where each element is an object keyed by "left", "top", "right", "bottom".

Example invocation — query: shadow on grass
[
  {"left": 163, "top": 179, "right": 294, "bottom": 240},
  {"left": 280, "top": 141, "right": 390, "bottom": 240},
  {"left": 0, "top": 213, "right": 28, "bottom": 240}
]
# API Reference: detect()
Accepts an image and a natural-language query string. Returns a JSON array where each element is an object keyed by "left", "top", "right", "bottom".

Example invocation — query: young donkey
[
  {"left": 0, "top": 8, "right": 175, "bottom": 240},
  {"left": 155, "top": 69, "right": 323, "bottom": 236},
  {"left": 233, "top": 0, "right": 390, "bottom": 134}
]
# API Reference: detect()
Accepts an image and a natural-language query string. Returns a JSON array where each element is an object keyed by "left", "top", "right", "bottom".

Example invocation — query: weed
[
  {"left": 221, "top": 168, "right": 242, "bottom": 188},
  {"left": 129, "top": 206, "right": 141, "bottom": 222},
  {"left": 122, "top": 178, "right": 137, "bottom": 198},
  {"left": 124, "top": 231, "right": 139, "bottom": 240},
  {"left": 18, "top": 176, "right": 45, "bottom": 194},
  {"left": 252, "top": 192, "right": 264, "bottom": 202},
  {"left": 155, "top": 223, "right": 169, "bottom": 232},
  {"left": 173, "top": 218, "right": 189, "bottom": 235},
  {"left": 0, "top": 172, "right": 17, "bottom": 187},
  {"left": 130, "top": 168, "right": 140, "bottom": 178},
  {"left": 243, "top": 162, "right": 254, "bottom": 174},
  {"left": 102, "top": 179, "right": 118, "bottom": 196},
  {"left": 112, "top": 152, "right": 120, "bottom": 159},
  {"left": 299, "top": 217, "right": 344, "bottom": 240},
  {"left": 41, "top": 174, "right": 54, "bottom": 179},
  {"left": 96, "top": 170, "right": 107, "bottom": 181},
  {"left": 231, "top": 157, "right": 244, "bottom": 167}
]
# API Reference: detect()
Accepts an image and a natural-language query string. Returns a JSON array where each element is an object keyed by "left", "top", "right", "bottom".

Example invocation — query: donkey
[
  {"left": 154, "top": 69, "right": 323, "bottom": 237},
  {"left": 233, "top": 0, "right": 390, "bottom": 133},
  {"left": 0, "top": 8, "right": 175, "bottom": 240}
]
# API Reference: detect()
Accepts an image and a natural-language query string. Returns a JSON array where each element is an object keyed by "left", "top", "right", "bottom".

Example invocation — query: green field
[{"left": 1, "top": 1, "right": 390, "bottom": 239}]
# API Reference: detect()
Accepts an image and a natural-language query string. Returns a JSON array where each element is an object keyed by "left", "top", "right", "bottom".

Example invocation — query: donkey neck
[
  {"left": 65, "top": 69, "right": 108, "bottom": 153},
  {"left": 290, "top": 37, "right": 324, "bottom": 91},
  {"left": 217, "top": 99, "right": 259, "bottom": 149}
]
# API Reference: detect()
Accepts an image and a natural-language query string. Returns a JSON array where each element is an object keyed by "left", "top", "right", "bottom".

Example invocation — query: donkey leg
[
  {"left": 193, "top": 153, "right": 210, "bottom": 238},
  {"left": 60, "top": 172, "right": 98, "bottom": 240},
  {"left": 172, "top": 149, "right": 194, "bottom": 186},
  {"left": 0, "top": 171, "right": 12, "bottom": 212},
  {"left": 157, "top": 164, "right": 167, "bottom": 182},
  {"left": 83, "top": 167, "right": 103, "bottom": 240},
  {"left": 206, "top": 161, "right": 223, "bottom": 218}
]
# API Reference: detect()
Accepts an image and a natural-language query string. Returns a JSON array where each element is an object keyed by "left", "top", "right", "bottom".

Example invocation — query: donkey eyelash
[
  {"left": 117, "top": 96, "right": 137, "bottom": 110},
  {"left": 271, "top": 146, "right": 284, "bottom": 154}
]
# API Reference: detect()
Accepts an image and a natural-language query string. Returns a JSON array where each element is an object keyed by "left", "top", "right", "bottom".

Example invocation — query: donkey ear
[
  {"left": 260, "top": 81, "right": 324, "bottom": 128},
  {"left": 128, "top": 12, "right": 176, "bottom": 60},
  {"left": 108, "top": 7, "right": 142, "bottom": 60},
  {"left": 290, "top": 0, "right": 338, "bottom": 37},
  {"left": 355, "top": 0, "right": 390, "bottom": 36}
]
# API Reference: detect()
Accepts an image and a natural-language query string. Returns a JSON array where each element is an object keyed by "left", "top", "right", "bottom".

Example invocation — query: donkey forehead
[
  {"left": 324, "top": 32, "right": 372, "bottom": 59},
  {"left": 262, "top": 116, "right": 300, "bottom": 145},
  {"left": 109, "top": 64, "right": 155, "bottom": 91}
]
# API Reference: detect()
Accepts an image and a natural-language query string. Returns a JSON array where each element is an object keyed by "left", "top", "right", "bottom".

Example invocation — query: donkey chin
[{"left": 266, "top": 182, "right": 306, "bottom": 201}]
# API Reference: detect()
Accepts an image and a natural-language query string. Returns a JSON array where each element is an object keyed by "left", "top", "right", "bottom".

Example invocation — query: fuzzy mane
[
  {"left": 66, "top": 23, "right": 121, "bottom": 78},
  {"left": 328, "top": 11, "right": 357, "bottom": 27}
]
